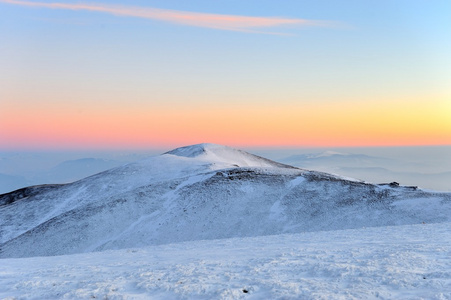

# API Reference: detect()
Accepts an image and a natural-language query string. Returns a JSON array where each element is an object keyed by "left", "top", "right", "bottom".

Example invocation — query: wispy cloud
[{"left": 1, "top": 0, "right": 336, "bottom": 34}]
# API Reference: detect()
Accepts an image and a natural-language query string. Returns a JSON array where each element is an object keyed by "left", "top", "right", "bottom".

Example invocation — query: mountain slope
[{"left": 1, "top": 143, "right": 450, "bottom": 258}]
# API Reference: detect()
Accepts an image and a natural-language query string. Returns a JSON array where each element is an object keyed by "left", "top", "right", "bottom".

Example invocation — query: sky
[{"left": 1, "top": 0, "right": 450, "bottom": 150}]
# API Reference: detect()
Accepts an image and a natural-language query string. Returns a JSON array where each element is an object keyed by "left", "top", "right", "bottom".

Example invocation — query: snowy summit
[
  {"left": 165, "top": 143, "right": 295, "bottom": 168},
  {"left": 1, "top": 143, "right": 451, "bottom": 299}
]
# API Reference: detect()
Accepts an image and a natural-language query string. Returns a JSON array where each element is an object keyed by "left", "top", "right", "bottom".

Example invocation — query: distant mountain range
[
  {"left": 0, "top": 173, "right": 30, "bottom": 194},
  {"left": 280, "top": 151, "right": 393, "bottom": 168},
  {"left": 279, "top": 151, "right": 451, "bottom": 191},
  {"left": 1, "top": 143, "right": 450, "bottom": 258},
  {"left": 0, "top": 157, "right": 124, "bottom": 194},
  {"left": 39, "top": 158, "right": 125, "bottom": 183}
]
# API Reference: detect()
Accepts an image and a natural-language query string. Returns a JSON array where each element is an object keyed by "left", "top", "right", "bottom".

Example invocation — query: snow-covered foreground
[{"left": 2, "top": 222, "right": 450, "bottom": 300}]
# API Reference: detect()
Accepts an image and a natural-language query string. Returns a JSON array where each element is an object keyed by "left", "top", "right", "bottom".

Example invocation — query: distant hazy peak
[{"left": 309, "top": 151, "right": 349, "bottom": 158}]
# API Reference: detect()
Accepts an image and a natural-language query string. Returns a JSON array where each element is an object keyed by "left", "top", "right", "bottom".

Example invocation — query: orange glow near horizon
[
  {"left": 2, "top": 0, "right": 450, "bottom": 152},
  {"left": 1, "top": 97, "right": 450, "bottom": 150}
]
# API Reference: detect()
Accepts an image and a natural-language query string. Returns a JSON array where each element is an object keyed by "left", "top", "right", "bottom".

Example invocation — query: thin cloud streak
[{"left": 1, "top": 0, "right": 335, "bottom": 33}]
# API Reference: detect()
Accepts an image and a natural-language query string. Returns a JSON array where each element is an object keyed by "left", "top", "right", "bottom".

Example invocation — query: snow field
[{"left": 2, "top": 222, "right": 450, "bottom": 300}]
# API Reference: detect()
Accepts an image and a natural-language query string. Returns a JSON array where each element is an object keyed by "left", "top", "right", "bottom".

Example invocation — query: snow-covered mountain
[{"left": 1, "top": 143, "right": 450, "bottom": 258}]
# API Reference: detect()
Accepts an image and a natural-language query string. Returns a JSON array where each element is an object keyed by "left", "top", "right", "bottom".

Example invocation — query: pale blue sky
[
  {"left": 0, "top": 0, "right": 450, "bottom": 149},
  {"left": 2, "top": 0, "right": 449, "bottom": 104}
]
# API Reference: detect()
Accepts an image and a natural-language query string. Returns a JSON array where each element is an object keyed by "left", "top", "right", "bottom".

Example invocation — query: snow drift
[{"left": 1, "top": 143, "right": 450, "bottom": 258}]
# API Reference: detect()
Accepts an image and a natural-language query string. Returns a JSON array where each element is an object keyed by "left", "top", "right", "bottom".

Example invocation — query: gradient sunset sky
[{"left": 1, "top": 0, "right": 450, "bottom": 150}]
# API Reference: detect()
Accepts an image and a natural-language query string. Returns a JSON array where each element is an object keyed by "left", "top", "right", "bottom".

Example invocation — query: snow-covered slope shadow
[{"left": 1, "top": 143, "right": 450, "bottom": 258}]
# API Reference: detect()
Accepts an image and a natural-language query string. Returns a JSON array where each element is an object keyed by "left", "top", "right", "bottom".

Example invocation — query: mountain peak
[
  {"left": 164, "top": 143, "right": 227, "bottom": 158},
  {"left": 164, "top": 143, "right": 295, "bottom": 169}
]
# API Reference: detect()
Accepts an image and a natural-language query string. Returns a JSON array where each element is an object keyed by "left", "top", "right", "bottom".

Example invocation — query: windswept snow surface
[{"left": 1, "top": 222, "right": 451, "bottom": 300}]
